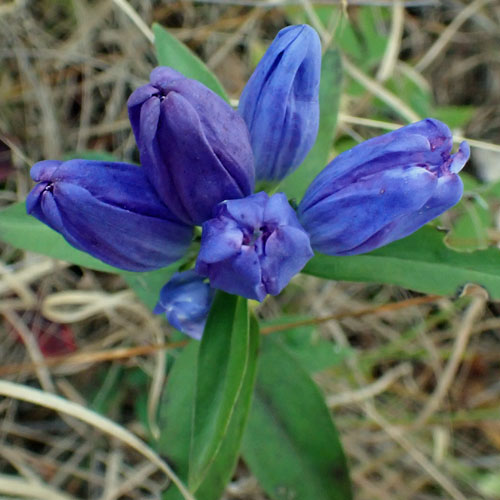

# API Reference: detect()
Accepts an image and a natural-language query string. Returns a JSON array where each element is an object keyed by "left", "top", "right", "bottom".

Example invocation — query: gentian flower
[
  {"left": 154, "top": 270, "right": 214, "bottom": 340},
  {"left": 298, "top": 119, "right": 470, "bottom": 256},
  {"left": 27, "top": 160, "right": 192, "bottom": 271},
  {"left": 25, "top": 22, "right": 470, "bottom": 340},
  {"left": 195, "top": 192, "right": 313, "bottom": 301},
  {"left": 239, "top": 25, "right": 321, "bottom": 182},
  {"left": 127, "top": 67, "right": 255, "bottom": 225}
]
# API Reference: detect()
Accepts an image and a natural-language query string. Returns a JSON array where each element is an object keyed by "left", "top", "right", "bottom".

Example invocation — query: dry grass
[{"left": 1, "top": 1, "right": 500, "bottom": 499}]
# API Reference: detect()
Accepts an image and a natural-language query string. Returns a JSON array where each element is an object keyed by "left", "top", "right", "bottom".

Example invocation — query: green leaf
[
  {"left": 152, "top": 23, "right": 229, "bottom": 102},
  {"left": 242, "top": 336, "right": 352, "bottom": 500},
  {"left": 63, "top": 150, "right": 119, "bottom": 162},
  {"left": 461, "top": 171, "right": 482, "bottom": 191},
  {"left": 477, "top": 472, "right": 500, "bottom": 497},
  {"left": 303, "top": 226, "right": 500, "bottom": 299},
  {"left": 159, "top": 341, "right": 200, "bottom": 498},
  {"left": 0, "top": 202, "right": 117, "bottom": 272},
  {"left": 335, "top": 6, "right": 389, "bottom": 70},
  {"left": 335, "top": 17, "right": 364, "bottom": 63},
  {"left": 386, "top": 71, "right": 431, "bottom": 118},
  {"left": 444, "top": 197, "right": 492, "bottom": 252},
  {"left": 358, "top": 7, "right": 390, "bottom": 67},
  {"left": 188, "top": 293, "right": 259, "bottom": 498},
  {"left": 121, "top": 265, "right": 181, "bottom": 310},
  {"left": 280, "top": 48, "right": 342, "bottom": 201},
  {"left": 161, "top": 317, "right": 259, "bottom": 500},
  {"left": 432, "top": 105, "right": 476, "bottom": 129},
  {"left": 263, "top": 316, "right": 353, "bottom": 373}
]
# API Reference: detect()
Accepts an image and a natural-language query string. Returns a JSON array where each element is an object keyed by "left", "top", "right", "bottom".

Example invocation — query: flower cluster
[{"left": 27, "top": 24, "right": 469, "bottom": 339}]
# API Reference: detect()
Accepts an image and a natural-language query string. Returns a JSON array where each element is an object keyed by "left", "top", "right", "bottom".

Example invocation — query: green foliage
[
  {"left": 63, "top": 150, "right": 120, "bottom": 162},
  {"left": 432, "top": 105, "right": 476, "bottom": 129},
  {"left": 280, "top": 48, "right": 342, "bottom": 201},
  {"left": 263, "top": 317, "right": 353, "bottom": 373},
  {"left": 445, "top": 197, "right": 492, "bottom": 252},
  {"left": 153, "top": 23, "right": 229, "bottom": 102},
  {"left": 303, "top": 226, "right": 500, "bottom": 299},
  {"left": 242, "top": 336, "right": 353, "bottom": 500},
  {"left": 444, "top": 173, "right": 499, "bottom": 252},
  {"left": 159, "top": 342, "right": 199, "bottom": 491},
  {"left": 160, "top": 293, "right": 259, "bottom": 500},
  {"left": 385, "top": 70, "right": 432, "bottom": 117},
  {"left": 3, "top": 14, "right": 492, "bottom": 500},
  {"left": 189, "top": 294, "right": 259, "bottom": 498},
  {"left": 121, "top": 267, "right": 180, "bottom": 310},
  {"left": 331, "top": 7, "right": 389, "bottom": 71}
]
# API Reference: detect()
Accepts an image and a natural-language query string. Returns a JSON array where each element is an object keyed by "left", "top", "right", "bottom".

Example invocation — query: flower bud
[
  {"left": 238, "top": 25, "right": 321, "bottom": 182},
  {"left": 298, "top": 119, "right": 470, "bottom": 255},
  {"left": 128, "top": 67, "right": 255, "bottom": 225},
  {"left": 195, "top": 192, "right": 313, "bottom": 301},
  {"left": 27, "top": 160, "right": 193, "bottom": 271},
  {"left": 154, "top": 270, "right": 214, "bottom": 340}
]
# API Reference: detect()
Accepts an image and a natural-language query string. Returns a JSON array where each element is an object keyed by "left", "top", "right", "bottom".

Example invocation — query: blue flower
[
  {"left": 239, "top": 25, "right": 321, "bottom": 182},
  {"left": 25, "top": 22, "right": 470, "bottom": 337},
  {"left": 128, "top": 67, "right": 255, "bottom": 225},
  {"left": 195, "top": 192, "right": 313, "bottom": 301},
  {"left": 298, "top": 119, "right": 470, "bottom": 255},
  {"left": 154, "top": 270, "right": 214, "bottom": 340},
  {"left": 27, "top": 160, "right": 192, "bottom": 271}
]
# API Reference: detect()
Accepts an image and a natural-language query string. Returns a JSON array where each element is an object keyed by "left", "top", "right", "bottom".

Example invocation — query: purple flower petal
[
  {"left": 27, "top": 160, "right": 193, "bottom": 271},
  {"left": 239, "top": 25, "right": 321, "bottom": 182},
  {"left": 299, "top": 119, "right": 469, "bottom": 256},
  {"left": 127, "top": 66, "right": 254, "bottom": 226},
  {"left": 154, "top": 270, "right": 214, "bottom": 340},
  {"left": 196, "top": 192, "right": 313, "bottom": 301}
]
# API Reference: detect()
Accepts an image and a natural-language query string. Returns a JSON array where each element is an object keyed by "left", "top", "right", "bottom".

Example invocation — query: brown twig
[
  {"left": 260, "top": 294, "right": 442, "bottom": 335},
  {"left": 0, "top": 340, "right": 188, "bottom": 377}
]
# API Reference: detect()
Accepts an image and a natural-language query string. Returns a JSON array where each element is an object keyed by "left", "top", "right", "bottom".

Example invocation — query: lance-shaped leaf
[
  {"left": 188, "top": 292, "right": 259, "bottom": 497},
  {"left": 303, "top": 226, "right": 500, "bottom": 299},
  {"left": 158, "top": 341, "right": 199, "bottom": 494},
  {"left": 242, "top": 335, "right": 352, "bottom": 500}
]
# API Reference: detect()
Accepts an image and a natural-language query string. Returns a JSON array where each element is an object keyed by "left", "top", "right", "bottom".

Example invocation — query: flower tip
[
  {"left": 30, "top": 160, "right": 62, "bottom": 182},
  {"left": 279, "top": 23, "right": 317, "bottom": 38},
  {"left": 450, "top": 141, "right": 471, "bottom": 174},
  {"left": 299, "top": 23, "right": 321, "bottom": 40},
  {"left": 149, "top": 66, "right": 184, "bottom": 88}
]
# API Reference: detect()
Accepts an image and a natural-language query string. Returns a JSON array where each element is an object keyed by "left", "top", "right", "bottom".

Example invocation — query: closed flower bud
[
  {"left": 298, "top": 119, "right": 470, "bottom": 256},
  {"left": 154, "top": 270, "right": 214, "bottom": 340},
  {"left": 128, "top": 67, "right": 255, "bottom": 226},
  {"left": 238, "top": 24, "right": 321, "bottom": 182},
  {"left": 27, "top": 160, "right": 193, "bottom": 271},
  {"left": 195, "top": 192, "right": 313, "bottom": 301}
]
